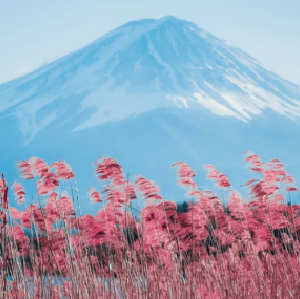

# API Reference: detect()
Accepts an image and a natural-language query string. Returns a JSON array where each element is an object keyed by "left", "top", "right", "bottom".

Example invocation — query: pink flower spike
[
  {"left": 286, "top": 187, "right": 298, "bottom": 192},
  {"left": 10, "top": 207, "right": 21, "bottom": 219},
  {"left": 203, "top": 165, "right": 220, "bottom": 180},
  {"left": 17, "top": 160, "right": 34, "bottom": 180},
  {"left": 88, "top": 187, "right": 102, "bottom": 202},
  {"left": 50, "top": 160, "right": 75, "bottom": 180},
  {"left": 12, "top": 182, "right": 26, "bottom": 204},
  {"left": 216, "top": 173, "right": 231, "bottom": 189}
]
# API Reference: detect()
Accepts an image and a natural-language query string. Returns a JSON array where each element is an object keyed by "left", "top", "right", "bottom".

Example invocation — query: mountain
[{"left": 1, "top": 16, "right": 300, "bottom": 212}]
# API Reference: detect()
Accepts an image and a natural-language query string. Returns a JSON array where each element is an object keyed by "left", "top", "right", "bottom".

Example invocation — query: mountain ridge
[{"left": 1, "top": 16, "right": 300, "bottom": 144}]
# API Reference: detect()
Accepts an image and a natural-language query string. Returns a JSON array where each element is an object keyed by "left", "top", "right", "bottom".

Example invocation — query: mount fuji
[{"left": 1, "top": 16, "right": 300, "bottom": 212}]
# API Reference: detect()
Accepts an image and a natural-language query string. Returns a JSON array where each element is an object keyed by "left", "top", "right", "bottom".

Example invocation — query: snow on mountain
[{"left": 1, "top": 16, "right": 300, "bottom": 144}]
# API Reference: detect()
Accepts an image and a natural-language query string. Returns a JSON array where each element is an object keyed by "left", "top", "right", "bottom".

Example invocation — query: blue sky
[{"left": 0, "top": 0, "right": 299, "bottom": 85}]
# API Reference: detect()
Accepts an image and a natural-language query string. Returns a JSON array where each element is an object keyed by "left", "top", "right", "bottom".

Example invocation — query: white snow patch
[
  {"left": 193, "top": 91, "right": 245, "bottom": 121},
  {"left": 73, "top": 87, "right": 176, "bottom": 131},
  {"left": 16, "top": 106, "right": 57, "bottom": 144},
  {"left": 218, "top": 92, "right": 261, "bottom": 118},
  {"left": 215, "top": 49, "right": 226, "bottom": 59},
  {"left": 167, "top": 94, "right": 189, "bottom": 108},
  {"left": 225, "top": 76, "right": 300, "bottom": 119}
]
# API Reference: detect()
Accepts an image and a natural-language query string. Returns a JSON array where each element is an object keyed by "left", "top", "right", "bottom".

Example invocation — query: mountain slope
[
  {"left": 1, "top": 16, "right": 300, "bottom": 143},
  {"left": 1, "top": 16, "right": 300, "bottom": 212}
]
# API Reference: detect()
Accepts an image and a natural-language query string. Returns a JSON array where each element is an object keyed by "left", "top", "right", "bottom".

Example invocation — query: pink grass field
[{"left": 1, "top": 152, "right": 300, "bottom": 298}]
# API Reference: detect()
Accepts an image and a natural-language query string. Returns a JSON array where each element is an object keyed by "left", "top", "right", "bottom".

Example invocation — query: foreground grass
[{"left": 1, "top": 152, "right": 300, "bottom": 298}]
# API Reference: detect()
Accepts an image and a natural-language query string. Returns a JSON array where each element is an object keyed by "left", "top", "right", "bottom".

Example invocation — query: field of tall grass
[{"left": 1, "top": 152, "right": 300, "bottom": 298}]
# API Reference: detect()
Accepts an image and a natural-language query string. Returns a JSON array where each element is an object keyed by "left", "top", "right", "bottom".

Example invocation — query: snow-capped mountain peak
[{"left": 1, "top": 16, "right": 300, "bottom": 143}]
